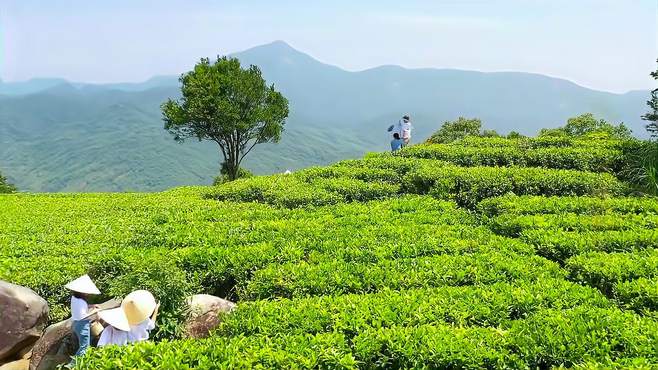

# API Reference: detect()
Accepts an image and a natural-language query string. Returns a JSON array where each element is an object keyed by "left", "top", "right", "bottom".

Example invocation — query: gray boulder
[
  {"left": 184, "top": 294, "right": 236, "bottom": 338},
  {"left": 0, "top": 281, "right": 48, "bottom": 362}
]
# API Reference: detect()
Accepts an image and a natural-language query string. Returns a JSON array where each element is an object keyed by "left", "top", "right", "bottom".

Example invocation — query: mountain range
[{"left": 0, "top": 41, "right": 650, "bottom": 192}]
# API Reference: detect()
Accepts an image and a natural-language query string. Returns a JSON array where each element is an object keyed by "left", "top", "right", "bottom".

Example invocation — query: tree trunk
[{"left": 226, "top": 152, "right": 239, "bottom": 181}]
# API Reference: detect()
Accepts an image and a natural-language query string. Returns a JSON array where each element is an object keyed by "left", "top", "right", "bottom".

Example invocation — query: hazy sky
[{"left": 1, "top": 0, "right": 656, "bottom": 93}]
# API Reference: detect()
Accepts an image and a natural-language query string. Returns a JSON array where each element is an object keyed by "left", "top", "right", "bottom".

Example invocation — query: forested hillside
[{"left": 0, "top": 41, "right": 648, "bottom": 192}]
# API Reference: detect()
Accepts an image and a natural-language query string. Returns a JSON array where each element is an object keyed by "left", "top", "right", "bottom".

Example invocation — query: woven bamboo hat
[
  {"left": 121, "top": 290, "right": 157, "bottom": 325},
  {"left": 98, "top": 307, "right": 130, "bottom": 331},
  {"left": 65, "top": 275, "right": 101, "bottom": 295}
]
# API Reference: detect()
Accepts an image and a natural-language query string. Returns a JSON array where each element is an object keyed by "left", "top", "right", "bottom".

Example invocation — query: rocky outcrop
[
  {"left": 183, "top": 294, "right": 236, "bottom": 338},
  {"left": 28, "top": 319, "right": 76, "bottom": 370},
  {"left": 0, "top": 359, "right": 29, "bottom": 370},
  {"left": 0, "top": 281, "right": 49, "bottom": 363}
]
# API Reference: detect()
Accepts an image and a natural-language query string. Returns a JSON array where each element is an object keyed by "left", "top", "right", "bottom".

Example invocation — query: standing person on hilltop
[
  {"left": 388, "top": 115, "right": 413, "bottom": 148},
  {"left": 401, "top": 115, "right": 412, "bottom": 146},
  {"left": 397, "top": 115, "right": 412, "bottom": 146}
]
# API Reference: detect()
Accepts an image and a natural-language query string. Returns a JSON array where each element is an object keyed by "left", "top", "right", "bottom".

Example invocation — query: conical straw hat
[
  {"left": 98, "top": 307, "right": 130, "bottom": 332},
  {"left": 65, "top": 275, "right": 101, "bottom": 295},
  {"left": 121, "top": 290, "right": 156, "bottom": 325}
]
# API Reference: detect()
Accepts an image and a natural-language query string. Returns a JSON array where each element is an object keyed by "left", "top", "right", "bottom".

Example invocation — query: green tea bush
[
  {"left": 565, "top": 358, "right": 657, "bottom": 369},
  {"left": 398, "top": 144, "right": 621, "bottom": 172},
  {"left": 489, "top": 213, "right": 658, "bottom": 237},
  {"left": 479, "top": 194, "right": 658, "bottom": 217},
  {"left": 509, "top": 307, "right": 658, "bottom": 368},
  {"left": 404, "top": 163, "right": 626, "bottom": 208},
  {"left": 206, "top": 174, "right": 399, "bottom": 208},
  {"left": 242, "top": 253, "right": 564, "bottom": 299},
  {"left": 78, "top": 332, "right": 357, "bottom": 369},
  {"left": 615, "top": 277, "right": 658, "bottom": 312},
  {"left": 218, "top": 280, "right": 608, "bottom": 337},
  {"left": 352, "top": 324, "right": 523, "bottom": 369},
  {"left": 454, "top": 135, "right": 625, "bottom": 149},
  {"left": 90, "top": 248, "right": 197, "bottom": 339},
  {"left": 295, "top": 163, "right": 401, "bottom": 183},
  {"left": 554, "top": 249, "right": 658, "bottom": 313},
  {"left": 80, "top": 308, "right": 658, "bottom": 369},
  {"left": 311, "top": 177, "right": 400, "bottom": 202},
  {"left": 523, "top": 229, "right": 658, "bottom": 262}
]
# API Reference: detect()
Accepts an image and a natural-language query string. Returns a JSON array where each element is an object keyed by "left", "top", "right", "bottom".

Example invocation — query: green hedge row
[
  {"left": 398, "top": 144, "right": 622, "bottom": 172},
  {"left": 241, "top": 252, "right": 564, "bottom": 300},
  {"left": 404, "top": 163, "right": 626, "bottom": 208},
  {"left": 488, "top": 213, "right": 658, "bottom": 237},
  {"left": 79, "top": 307, "right": 658, "bottom": 369},
  {"left": 357, "top": 307, "right": 658, "bottom": 368},
  {"left": 564, "top": 358, "right": 657, "bottom": 370},
  {"left": 566, "top": 249, "right": 658, "bottom": 294},
  {"left": 454, "top": 136, "right": 626, "bottom": 149},
  {"left": 208, "top": 156, "right": 627, "bottom": 209},
  {"left": 78, "top": 332, "right": 357, "bottom": 369},
  {"left": 205, "top": 174, "right": 400, "bottom": 208},
  {"left": 176, "top": 229, "right": 533, "bottom": 299},
  {"left": 566, "top": 250, "right": 658, "bottom": 313},
  {"left": 218, "top": 280, "right": 608, "bottom": 337},
  {"left": 615, "top": 277, "right": 658, "bottom": 313},
  {"left": 522, "top": 229, "right": 658, "bottom": 262},
  {"left": 478, "top": 194, "right": 658, "bottom": 217}
]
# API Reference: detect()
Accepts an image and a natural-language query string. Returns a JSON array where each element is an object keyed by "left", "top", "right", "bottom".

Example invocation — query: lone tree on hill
[
  {"left": 643, "top": 59, "right": 658, "bottom": 138},
  {"left": 427, "top": 117, "right": 482, "bottom": 143},
  {"left": 0, "top": 170, "right": 16, "bottom": 193},
  {"left": 561, "top": 113, "right": 631, "bottom": 139},
  {"left": 539, "top": 113, "right": 631, "bottom": 139},
  {"left": 162, "top": 57, "right": 289, "bottom": 181}
]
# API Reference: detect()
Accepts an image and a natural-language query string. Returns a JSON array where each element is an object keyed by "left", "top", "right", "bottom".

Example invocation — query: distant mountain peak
[
  {"left": 267, "top": 40, "right": 293, "bottom": 48},
  {"left": 236, "top": 40, "right": 309, "bottom": 60}
]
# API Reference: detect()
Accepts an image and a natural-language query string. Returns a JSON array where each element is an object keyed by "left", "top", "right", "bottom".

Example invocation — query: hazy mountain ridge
[{"left": 0, "top": 41, "right": 650, "bottom": 192}]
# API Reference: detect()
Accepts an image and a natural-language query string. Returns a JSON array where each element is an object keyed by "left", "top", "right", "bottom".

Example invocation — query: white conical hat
[
  {"left": 65, "top": 275, "right": 101, "bottom": 295},
  {"left": 121, "top": 290, "right": 156, "bottom": 325},
  {"left": 98, "top": 307, "right": 130, "bottom": 332}
]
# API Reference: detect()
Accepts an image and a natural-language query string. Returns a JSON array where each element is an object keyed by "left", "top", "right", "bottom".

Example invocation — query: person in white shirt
[
  {"left": 122, "top": 290, "right": 159, "bottom": 343},
  {"left": 64, "top": 275, "right": 101, "bottom": 367},
  {"left": 97, "top": 307, "right": 130, "bottom": 347},
  {"left": 128, "top": 316, "right": 157, "bottom": 342},
  {"left": 399, "top": 115, "right": 412, "bottom": 146}
]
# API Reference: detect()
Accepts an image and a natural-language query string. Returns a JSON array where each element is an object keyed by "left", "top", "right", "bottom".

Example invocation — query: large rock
[
  {"left": 28, "top": 319, "right": 76, "bottom": 370},
  {"left": 0, "top": 281, "right": 49, "bottom": 362},
  {"left": 0, "top": 359, "right": 29, "bottom": 370},
  {"left": 183, "top": 294, "right": 236, "bottom": 338}
]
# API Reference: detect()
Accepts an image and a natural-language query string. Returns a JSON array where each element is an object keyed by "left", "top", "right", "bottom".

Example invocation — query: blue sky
[{"left": 1, "top": 0, "right": 656, "bottom": 92}]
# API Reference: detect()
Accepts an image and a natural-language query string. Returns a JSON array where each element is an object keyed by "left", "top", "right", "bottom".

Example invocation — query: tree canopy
[
  {"left": 427, "top": 117, "right": 483, "bottom": 143},
  {"left": 0, "top": 170, "right": 16, "bottom": 193},
  {"left": 643, "top": 59, "right": 658, "bottom": 138},
  {"left": 162, "top": 57, "right": 289, "bottom": 181},
  {"left": 539, "top": 113, "right": 632, "bottom": 140}
]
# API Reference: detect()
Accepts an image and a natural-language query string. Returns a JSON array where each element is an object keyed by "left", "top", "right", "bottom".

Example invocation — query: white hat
[
  {"left": 65, "top": 275, "right": 101, "bottom": 295},
  {"left": 98, "top": 307, "right": 130, "bottom": 331},
  {"left": 121, "top": 290, "right": 157, "bottom": 325}
]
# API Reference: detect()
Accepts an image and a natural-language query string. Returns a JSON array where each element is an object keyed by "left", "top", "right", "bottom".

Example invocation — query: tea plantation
[{"left": 2, "top": 135, "right": 658, "bottom": 369}]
